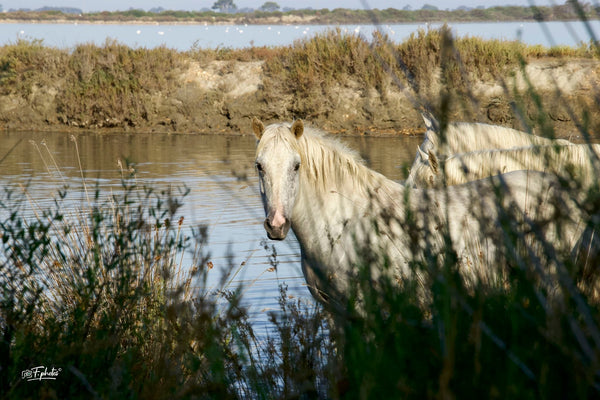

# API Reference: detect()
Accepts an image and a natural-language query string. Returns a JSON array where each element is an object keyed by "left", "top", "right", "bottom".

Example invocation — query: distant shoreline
[
  {"left": 1, "top": 17, "right": 598, "bottom": 26},
  {"left": 0, "top": 18, "right": 225, "bottom": 25},
  {"left": 0, "top": 15, "right": 324, "bottom": 26},
  {"left": 1, "top": 4, "right": 599, "bottom": 26}
]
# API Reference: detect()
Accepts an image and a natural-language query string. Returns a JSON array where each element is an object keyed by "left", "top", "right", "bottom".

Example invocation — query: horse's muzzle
[{"left": 264, "top": 217, "right": 291, "bottom": 240}]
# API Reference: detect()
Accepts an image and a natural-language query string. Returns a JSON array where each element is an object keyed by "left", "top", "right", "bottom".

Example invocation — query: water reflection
[{"left": 0, "top": 130, "right": 420, "bottom": 320}]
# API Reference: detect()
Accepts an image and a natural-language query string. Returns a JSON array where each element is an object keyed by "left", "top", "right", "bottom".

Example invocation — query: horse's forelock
[{"left": 256, "top": 123, "right": 300, "bottom": 155}]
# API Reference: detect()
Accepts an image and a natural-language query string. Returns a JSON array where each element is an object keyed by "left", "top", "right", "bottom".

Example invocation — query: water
[
  {"left": 0, "top": 130, "right": 421, "bottom": 325},
  {"left": 1, "top": 20, "right": 598, "bottom": 50}
]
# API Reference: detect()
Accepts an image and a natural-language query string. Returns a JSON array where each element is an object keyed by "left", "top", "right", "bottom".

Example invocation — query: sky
[{"left": 1, "top": 1, "right": 559, "bottom": 13}]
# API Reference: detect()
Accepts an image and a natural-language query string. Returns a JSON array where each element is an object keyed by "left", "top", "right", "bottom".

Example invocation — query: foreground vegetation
[
  {"left": 0, "top": 26, "right": 598, "bottom": 135},
  {"left": 1, "top": 3, "right": 599, "bottom": 25},
  {"left": 1, "top": 133, "right": 600, "bottom": 398}
]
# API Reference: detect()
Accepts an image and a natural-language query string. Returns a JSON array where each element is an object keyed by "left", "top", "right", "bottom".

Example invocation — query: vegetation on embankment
[
  {"left": 1, "top": 3, "right": 599, "bottom": 25},
  {"left": 0, "top": 27, "right": 599, "bottom": 136}
]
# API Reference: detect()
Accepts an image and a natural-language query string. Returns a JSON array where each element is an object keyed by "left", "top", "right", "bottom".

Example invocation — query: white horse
[
  {"left": 407, "top": 113, "right": 572, "bottom": 186},
  {"left": 252, "top": 118, "right": 591, "bottom": 309},
  {"left": 418, "top": 112, "right": 571, "bottom": 156},
  {"left": 407, "top": 143, "right": 600, "bottom": 188}
]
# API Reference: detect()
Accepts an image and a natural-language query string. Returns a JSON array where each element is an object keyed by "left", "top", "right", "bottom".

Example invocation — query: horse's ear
[
  {"left": 252, "top": 117, "right": 264, "bottom": 139},
  {"left": 291, "top": 119, "right": 304, "bottom": 139},
  {"left": 428, "top": 150, "right": 439, "bottom": 174},
  {"left": 422, "top": 111, "right": 440, "bottom": 133},
  {"left": 417, "top": 146, "right": 429, "bottom": 161},
  {"left": 422, "top": 112, "right": 433, "bottom": 130}
]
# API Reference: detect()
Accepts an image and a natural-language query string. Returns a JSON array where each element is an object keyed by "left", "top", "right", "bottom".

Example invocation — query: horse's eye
[
  {"left": 255, "top": 162, "right": 263, "bottom": 172},
  {"left": 293, "top": 163, "right": 300, "bottom": 171}
]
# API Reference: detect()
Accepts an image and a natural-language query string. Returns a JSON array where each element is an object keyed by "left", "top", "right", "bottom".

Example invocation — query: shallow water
[
  {"left": 0, "top": 130, "right": 421, "bottom": 324},
  {"left": 1, "top": 20, "right": 598, "bottom": 50}
]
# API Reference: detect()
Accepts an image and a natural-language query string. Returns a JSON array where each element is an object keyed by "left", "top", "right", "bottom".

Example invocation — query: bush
[
  {"left": 57, "top": 40, "right": 184, "bottom": 128},
  {"left": 0, "top": 164, "right": 253, "bottom": 398}
]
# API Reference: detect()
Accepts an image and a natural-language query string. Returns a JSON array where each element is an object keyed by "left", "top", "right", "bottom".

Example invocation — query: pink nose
[
  {"left": 264, "top": 210, "right": 291, "bottom": 240},
  {"left": 270, "top": 210, "right": 286, "bottom": 228}
]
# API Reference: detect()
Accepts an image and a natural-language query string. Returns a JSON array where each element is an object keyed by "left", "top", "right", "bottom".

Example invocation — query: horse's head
[{"left": 252, "top": 117, "right": 304, "bottom": 240}]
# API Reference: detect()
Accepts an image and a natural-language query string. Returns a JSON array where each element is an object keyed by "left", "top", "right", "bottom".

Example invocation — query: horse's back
[
  {"left": 444, "top": 143, "right": 598, "bottom": 187},
  {"left": 442, "top": 123, "right": 562, "bottom": 155},
  {"left": 412, "top": 170, "right": 586, "bottom": 265}
]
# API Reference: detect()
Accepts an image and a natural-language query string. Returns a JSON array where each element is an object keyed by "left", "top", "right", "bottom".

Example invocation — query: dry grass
[
  {"left": 0, "top": 39, "right": 67, "bottom": 96},
  {"left": 57, "top": 40, "right": 184, "bottom": 128}
]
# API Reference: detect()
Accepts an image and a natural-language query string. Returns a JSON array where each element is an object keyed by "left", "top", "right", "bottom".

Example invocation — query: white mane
[
  {"left": 259, "top": 122, "right": 393, "bottom": 198},
  {"left": 423, "top": 122, "right": 569, "bottom": 156},
  {"left": 407, "top": 116, "right": 574, "bottom": 187}
]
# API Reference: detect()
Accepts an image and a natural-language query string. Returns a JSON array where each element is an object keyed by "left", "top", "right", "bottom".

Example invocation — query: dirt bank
[
  {"left": 180, "top": 56, "right": 600, "bottom": 138},
  {"left": 1, "top": 56, "right": 598, "bottom": 137}
]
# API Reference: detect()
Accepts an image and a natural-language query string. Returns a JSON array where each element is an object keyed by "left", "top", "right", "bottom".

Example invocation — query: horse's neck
[
  {"left": 292, "top": 136, "right": 404, "bottom": 243},
  {"left": 300, "top": 134, "right": 392, "bottom": 204}
]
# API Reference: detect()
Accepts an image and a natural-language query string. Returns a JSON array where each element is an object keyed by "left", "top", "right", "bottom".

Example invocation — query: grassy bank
[
  {"left": 0, "top": 26, "right": 598, "bottom": 136},
  {"left": 1, "top": 3, "right": 599, "bottom": 25}
]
